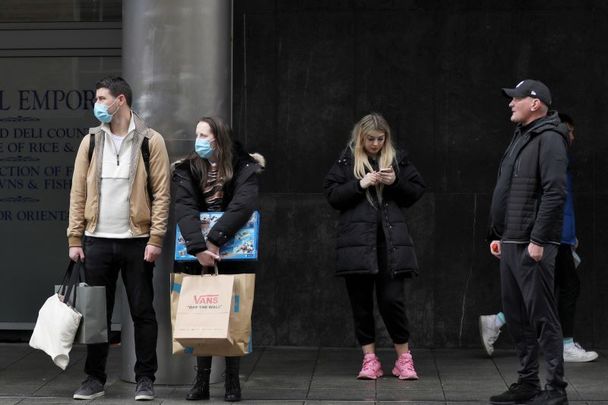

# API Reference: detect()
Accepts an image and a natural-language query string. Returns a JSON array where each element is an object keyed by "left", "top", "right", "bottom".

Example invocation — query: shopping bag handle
[
  {"left": 202, "top": 265, "right": 219, "bottom": 276},
  {"left": 58, "top": 261, "right": 81, "bottom": 308}
]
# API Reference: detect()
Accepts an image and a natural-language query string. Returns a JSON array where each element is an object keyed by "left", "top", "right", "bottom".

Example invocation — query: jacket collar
[
  {"left": 516, "top": 111, "right": 568, "bottom": 142},
  {"left": 89, "top": 110, "right": 148, "bottom": 139}
]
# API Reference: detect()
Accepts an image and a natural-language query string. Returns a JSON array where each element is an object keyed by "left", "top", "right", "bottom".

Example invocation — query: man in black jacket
[{"left": 488, "top": 80, "right": 569, "bottom": 405}]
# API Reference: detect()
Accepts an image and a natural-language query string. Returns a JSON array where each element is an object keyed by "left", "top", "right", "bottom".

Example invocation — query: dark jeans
[
  {"left": 500, "top": 243, "right": 566, "bottom": 389},
  {"left": 83, "top": 236, "right": 158, "bottom": 384},
  {"left": 555, "top": 243, "right": 580, "bottom": 338}
]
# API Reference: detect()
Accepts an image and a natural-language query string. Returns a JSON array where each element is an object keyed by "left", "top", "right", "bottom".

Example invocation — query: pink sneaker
[
  {"left": 392, "top": 352, "right": 419, "bottom": 380},
  {"left": 357, "top": 353, "right": 384, "bottom": 380}
]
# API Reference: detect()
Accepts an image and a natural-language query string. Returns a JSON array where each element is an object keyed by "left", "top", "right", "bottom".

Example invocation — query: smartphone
[{"left": 379, "top": 167, "right": 393, "bottom": 173}]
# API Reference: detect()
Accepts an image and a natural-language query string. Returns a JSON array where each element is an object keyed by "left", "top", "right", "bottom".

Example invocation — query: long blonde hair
[{"left": 348, "top": 113, "right": 397, "bottom": 206}]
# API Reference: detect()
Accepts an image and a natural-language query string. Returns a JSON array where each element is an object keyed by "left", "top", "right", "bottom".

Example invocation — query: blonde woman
[{"left": 324, "top": 113, "right": 426, "bottom": 380}]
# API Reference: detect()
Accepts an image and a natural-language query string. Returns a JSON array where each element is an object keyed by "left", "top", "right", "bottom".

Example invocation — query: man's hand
[
  {"left": 528, "top": 242, "right": 544, "bottom": 262},
  {"left": 69, "top": 247, "right": 85, "bottom": 262},
  {"left": 489, "top": 240, "right": 501, "bottom": 259},
  {"left": 144, "top": 244, "right": 162, "bottom": 262},
  {"left": 196, "top": 250, "right": 220, "bottom": 267}
]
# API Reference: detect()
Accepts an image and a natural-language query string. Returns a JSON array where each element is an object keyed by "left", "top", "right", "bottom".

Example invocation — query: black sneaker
[
  {"left": 135, "top": 376, "right": 155, "bottom": 401},
  {"left": 490, "top": 382, "right": 541, "bottom": 404},
  {"left": 73, "top": 376, "right": 105, "bottom": 400},
  {"left": 529, "top": 386, "right": 569, "bottom": 405}
]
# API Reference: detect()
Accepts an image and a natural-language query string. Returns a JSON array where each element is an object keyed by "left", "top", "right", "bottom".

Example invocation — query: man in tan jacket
[{"left": 67, "top": 76, "right": 170, "bottom": 401}]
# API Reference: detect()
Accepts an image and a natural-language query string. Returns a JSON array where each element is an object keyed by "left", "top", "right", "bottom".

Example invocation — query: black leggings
[
  {"left": 344, "top": 272, "right": 410, "bottom": 346},
  {"left": 554, "top": 243, "right": 581, "bottom": 338}
]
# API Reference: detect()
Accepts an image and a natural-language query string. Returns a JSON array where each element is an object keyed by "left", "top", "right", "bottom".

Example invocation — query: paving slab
[
  {"left": 0, "top": 399, "right": 22, "bottom": 405},
  {"left": 1, "top": 344, "right": 607, "bottom": 403}
]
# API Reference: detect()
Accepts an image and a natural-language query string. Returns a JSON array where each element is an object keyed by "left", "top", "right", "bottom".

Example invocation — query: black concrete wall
[
  {"left": 2, "top": 0, "right": 607, "bottom": 349},
  {"left": 232, "top": 1, "right": 608, "bottom": 348}
]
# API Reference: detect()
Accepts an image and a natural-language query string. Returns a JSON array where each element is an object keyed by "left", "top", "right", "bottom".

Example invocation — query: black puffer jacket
[
  {"left": 173, "top": 141, "right": 264, "bottom": 274},
  {"left": 324, "top": 147, "right": 426, "bottom": 277},
  {"left": 489, "top": 112, "right": 569, "bottom": 244}
]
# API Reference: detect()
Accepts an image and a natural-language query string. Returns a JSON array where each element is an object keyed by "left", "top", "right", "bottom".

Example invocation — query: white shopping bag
[{"left": 29, "top": 262, "right": 83, "bottom": 370}]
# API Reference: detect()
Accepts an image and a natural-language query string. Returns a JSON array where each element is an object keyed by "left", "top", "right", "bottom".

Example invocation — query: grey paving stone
[
  {"left": 0, "top": 399, "right": 23, "bottom": 405},
  {"left": 15, "top": 397, "right": 91, "bottom": 404},
  {"left": 244, "top": 375, "right": 311, "bottom": 390},
  {"left": 306, "top": 388, "right": 376, "bottom": 401},
  {"left": 445, "top": 402, "right": 486, "bottom": 405},
  {"left": 377, "top": 378, "right": 442, "bottom": 391},
  {"left": 90, "top": 398, "right": 161, "bottom": 404},
  {"left": 444, "top": 389, "right": 501, "bottom": 401},
  {"left": 243, "top": 388, "right": 308, "bottom": 400},
  {"left": 0, "top": 349, "right": 85, "bottom": 396},
  {"left": 1, "top": 345, "right": 608, "bottom": 403},
  {"left": 305, "top": 401, "right": 375, "bottom": 405},
  {"left": 378, "top": 402, "right": 447, "bottom": 405},
  {"left": 0, "top": 345, "right": 33, "bottom": 370},
  {"left": 308, "top": 376, "right": 374, "bottom": 390},
  {"left": 376, "top": 388, "right": 445, "bottom": 401}
]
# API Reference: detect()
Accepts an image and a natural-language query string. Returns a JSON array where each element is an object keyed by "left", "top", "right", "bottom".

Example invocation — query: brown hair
[{"left": 186, "top": 116, "right": 234, "bottom": 191}]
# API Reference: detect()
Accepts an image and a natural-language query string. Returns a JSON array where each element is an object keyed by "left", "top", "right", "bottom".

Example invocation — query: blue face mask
[
  {"left": 93, "top": 98, "right": 119, "bottom": 123},
  {"left": 195, "top": 138, "right": 214, "bottom": 159}
]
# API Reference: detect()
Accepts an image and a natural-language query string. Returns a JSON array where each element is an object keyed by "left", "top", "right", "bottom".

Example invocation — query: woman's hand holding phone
[{"left": 379, "top": 167, "right": 396, "bottom": 185}]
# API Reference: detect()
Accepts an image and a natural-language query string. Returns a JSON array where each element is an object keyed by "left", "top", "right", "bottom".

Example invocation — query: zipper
[{"left": 514, "top": 158, "right": 521, "bottom": 176}]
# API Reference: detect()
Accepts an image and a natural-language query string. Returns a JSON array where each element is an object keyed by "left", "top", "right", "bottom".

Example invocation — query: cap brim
[{"left": 502, "top": 88, "right": 524, "bottom": 99}]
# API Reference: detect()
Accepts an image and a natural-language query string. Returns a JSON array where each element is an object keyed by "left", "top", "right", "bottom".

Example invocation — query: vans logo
[{"left": 193, "top": 294, "right": 219, "bottom": 304}]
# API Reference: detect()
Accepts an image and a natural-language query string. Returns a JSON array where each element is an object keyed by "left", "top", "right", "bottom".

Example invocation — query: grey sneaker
[
  {"left": 135, "top": 376, "right": 155, "bottom": 401},
  {"left": 73, "top": 376, "right": 105, "bottom": 400},
  {"left": 479, "top": 314, "right": 501, "bottom": 356}
]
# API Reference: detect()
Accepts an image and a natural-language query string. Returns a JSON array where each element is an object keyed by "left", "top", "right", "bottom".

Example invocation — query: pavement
[{"left": 1, "top": 343, "right": 607, "bottom": 404}]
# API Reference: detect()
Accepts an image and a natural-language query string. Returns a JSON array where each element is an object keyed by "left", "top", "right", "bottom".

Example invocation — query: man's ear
[{"left": 530, "top": 99, "right": 539, "bottom": 112}]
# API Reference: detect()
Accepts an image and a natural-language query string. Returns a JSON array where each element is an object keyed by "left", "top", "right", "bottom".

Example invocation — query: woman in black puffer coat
[
  {"left": 173, "top": 116, "right": 264, "bottom": 402},
  {"left": 324, "top": 113, "right": 425, "bottom": 381}
]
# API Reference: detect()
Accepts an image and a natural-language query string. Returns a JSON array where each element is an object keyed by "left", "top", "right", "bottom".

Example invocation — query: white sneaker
[
  {"left": 564, "top": 342, "right": 599, "bottom": 363},
  {"left": 479, "top": 315, "right": 501, "bottom": 356}
]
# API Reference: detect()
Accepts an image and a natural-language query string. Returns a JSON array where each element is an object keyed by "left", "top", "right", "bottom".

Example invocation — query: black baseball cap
[{"left": 502, "top": 79, "right": 552, "bottom": 106}]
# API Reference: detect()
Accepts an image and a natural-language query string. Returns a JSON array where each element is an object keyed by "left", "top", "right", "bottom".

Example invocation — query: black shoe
[
  {"left": 186, "top": 368, "right": 210, "bottom": 401},
  {"left": 135, "top": 376, "right": 155, "bottom": 401},
  {"left": 224, "top": 357, "right": 241, "bottom": 402},
  {"left": 490, "top": 382, "right": 541, "bottom": 404},
  {"left": 529, "top": 385, "right": 569, "bottom": 405}
]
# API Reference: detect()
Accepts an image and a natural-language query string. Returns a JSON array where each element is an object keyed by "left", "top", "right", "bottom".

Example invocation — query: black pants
[
  {"left": 555, "top": 243, "right": 580, "bottom": 338},
  {"left": 500, "top": 243, "right": 565, "bottom": 389},
  {"left": 83, "top": 236, "right": 158, "bottom": 384},
  {"left": 344, "top": 237, "right": 410, "bottom": 346}
]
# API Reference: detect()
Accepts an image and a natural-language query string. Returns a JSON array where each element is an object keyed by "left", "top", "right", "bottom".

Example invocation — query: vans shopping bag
[
  {"left": 186, "top": 273, "right": 255, "bottom": 357},
  {"left": 171, "top": 272, "right": 255, "bottom": 357},
  {"left": 30, "top": 261, "right": 82, "bottom": 370},
  {"left": 173, "top": 273, "right": 234, "bottom": 345}
]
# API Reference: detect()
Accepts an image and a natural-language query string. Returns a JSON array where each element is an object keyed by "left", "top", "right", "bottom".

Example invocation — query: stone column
[{"left": 121, "top": 0, "right": 232, "bottom": 384}]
